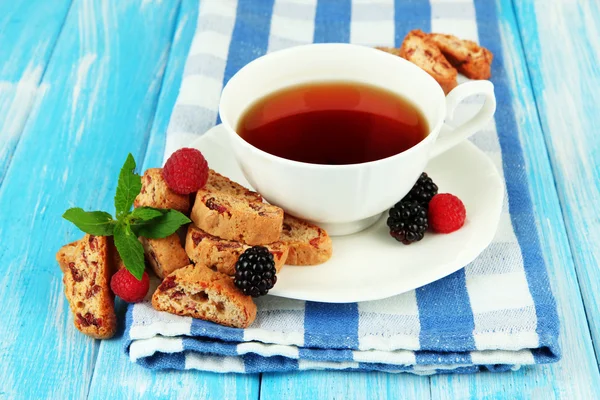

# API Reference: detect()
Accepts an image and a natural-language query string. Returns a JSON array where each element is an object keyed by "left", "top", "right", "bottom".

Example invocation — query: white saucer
[{"left": 188, "top": 125, "right": 504, "bottom": 303}]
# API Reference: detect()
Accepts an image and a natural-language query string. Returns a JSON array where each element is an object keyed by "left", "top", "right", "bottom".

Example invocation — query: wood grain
[
  {"left": 0, "top": 0, "right": 184, "bottom": 398},
  {"left": 513, "top": 0, "right": 600, "bottom": 364},
  {"left": 261, "top": 371, "right": 431, "bottom": 400},
  {"left": 0, "top": 0, "right": 72, "bottom": 183},
  {"left": 430, "top": 0, "right": 600, "bottom": 397}
]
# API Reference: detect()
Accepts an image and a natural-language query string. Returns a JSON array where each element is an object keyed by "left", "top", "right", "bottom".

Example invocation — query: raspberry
[
  {"left": 162, "top": 148, "right": 209, "bottom": 194},
  {"left": 110, "top": 269, "right": 150, "bottom": 303},
  {"left": 428, "top": 194, "right": 466, "bottom": 233}
]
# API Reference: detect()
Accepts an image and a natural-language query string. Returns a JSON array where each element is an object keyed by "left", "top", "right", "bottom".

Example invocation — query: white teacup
[{"left": 219, "top": 43, "right": 496, "bottom": 236}]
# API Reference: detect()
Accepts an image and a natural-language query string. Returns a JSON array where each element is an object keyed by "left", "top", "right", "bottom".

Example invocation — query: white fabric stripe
[
  {"left": 358, "top": 291, "right": 421, "bottom": 351},
  {"left": 199, "top": 0, "right": 237, "bottom": 18},
  {"left": 298, "top": 360, "right": 360, "bottom": 370},
  {"left": 473, "top": 331, "right": 540, "bottom": 352},
  {"left": 352, "top": 349, "right": 416, "bottom": 365},
  {"left": 130, "top": 302, "right": 192, "bottom": 340},
  {"left": 470, "top": 349, "right": 535, "bottom": 365},
  {"left": 467, "top": 271, "right": 535, "bottom": 313},
  {"left": 359, "top": 334, "right": 420, "bottom": 351},
  {"left": 129, "top": 337, "right": 184, "bottom": 362},
  {"left": 350, "top": 0, "right": 394, "bottom": 46},
  {"left": 185, "top": 353, "right": 246, "bottom": 373},
  {"left": 176, "top": 75, "right": 222, "bottom": 109},
  {"left": 165, "top": 0, "right": 237, "bottom": 161},
  {"left": 268, "top": 0, "right": 316, "bottom": 52},
  {"left": 243, "top": 329, "right": 305, "bottom": 347},
  {"left": 188, "top": 31, "right": 231, "bottom": 59},
  {"left": 237, "top": 342, "right": 300, "bottom": 358}
]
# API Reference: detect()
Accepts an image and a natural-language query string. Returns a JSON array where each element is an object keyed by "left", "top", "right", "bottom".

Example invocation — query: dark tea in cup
[{"left": 237, "top": 81, "right": 429, "bottom": 165}]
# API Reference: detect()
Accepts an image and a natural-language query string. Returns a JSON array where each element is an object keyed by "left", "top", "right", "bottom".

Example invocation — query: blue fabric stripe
[
  {"left": 304, "top": 302, "right": 359, "bottom": 349},
  {"left": 222, "top": 0, "right": 275, "bottom": 85},
  {"left": 416, "top": 269, "right": 476, "bottom": 352},
  {"left": 137, "top": 351, "right": 187, "bottom": 370},
  {"left": 218, "top": 0, "right": 275, "bottom": 124},
  {"left": 299, "top": 347, "right": 355, "bottom": 362},
  {"left": 182, "top": 337, "right": 240, "bottom": 356},
  {"left": 473, "top": 0, "right": 560, "bottom": 361},
  {"left": 190, "top": 318, "right": 245, "bottom": 341},
  {"left": 394, "top": 0, "right": 431, "bottom": 46},
  {"left": 314, "top": 0, "right": 351, "bottom": 43},
  {"left": 243, "top": 353, "right": 299, "bottom": 373},
  {"left": 415, "top": 350, "right": 471, "bottom": 366}
]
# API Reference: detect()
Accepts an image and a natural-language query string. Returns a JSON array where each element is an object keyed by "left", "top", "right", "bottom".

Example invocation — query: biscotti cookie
[
  {"left": 56, "top": 240, "right": 80, "bottom": 272},
  {"left": 191, "top": 171, "right": 283, "bottom": 245},
  {"left": 140, "top": 233, "right": 190, "bottom": 279},
  {"left": 134, "top": 168, "right": 190, "bottom": 214},
  {"left": 185, "top": 224, "right": 288, "bottom": 275},
  {"left": 204, "top": 170, "right": 263, "bottom": 202},
  {"left": 280, "top": 215, "right": 332, "bottom": 266},
  {"left": 398, "top": 29, "right": 458, "bottom": 94},
  {"left": 152, "top": 264, "right": 257, "bottom": 328},
  {"left": 428, "top": 33, "right": 492, "bottom": 80},
  {"left": 60, "top": 235, "right": 117, "bottom": 339}
]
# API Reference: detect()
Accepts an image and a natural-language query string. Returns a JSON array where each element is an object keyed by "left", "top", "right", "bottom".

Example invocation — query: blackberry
[
  {"left": 403, "top": 172, "right": 438, "bottom": 206},
  {"left": 234, "top": 246, "right": 277, "bottom": 297},
  {"left": 387, "top": 201, "right": 428, "bottom": 244}
]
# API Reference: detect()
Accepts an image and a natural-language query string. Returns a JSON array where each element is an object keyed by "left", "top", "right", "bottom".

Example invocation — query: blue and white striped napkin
[{"left": 125, "top": 0, "right": 560, "bottom": 374}]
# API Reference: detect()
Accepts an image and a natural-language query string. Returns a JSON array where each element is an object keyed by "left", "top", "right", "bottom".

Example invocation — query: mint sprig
[
  {"left": 62, "top": 153, "right": 191, "bottom": 280},
  {"left": 114, "top": 154, "right": 142, "bottom": 220}
]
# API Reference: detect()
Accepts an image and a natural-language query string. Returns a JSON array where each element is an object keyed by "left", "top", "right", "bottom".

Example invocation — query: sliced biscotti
[
  {"left": 185, "top": 224, "right": 288, "bottom": 275},
  {"left": 152, "top": 264, "right": 257, "bottom": 328},
  {"left": 204, "top": 170, "right": 263, "bottom": 202},
  {"left": 428, "top": 33, "right": 493, "bottom": 80},
  {"left": 141, "top": 233, "right": 190, "bottom": 279},
  {"left": 56, "top": 240, "right": 80, "bottom": 272},
  {"left": 191, "top": 170, "right": 283, "bottom": 245},
  {"left": 399, "top": 29, "right": 458, "bottom": 94},
  {"left": 60, "top": 235, "right": 117, "bottom": 339},
  {"left": 280, "top": 215, "right": 332, "bottom": 266},
  {"left": 134, "top": 168, "right": 190, "bottom": 214}
]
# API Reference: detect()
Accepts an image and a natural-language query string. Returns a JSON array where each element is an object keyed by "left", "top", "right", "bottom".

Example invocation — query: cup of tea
[{"left": 219, "top": 43, "right": 496, "bottom": 236}]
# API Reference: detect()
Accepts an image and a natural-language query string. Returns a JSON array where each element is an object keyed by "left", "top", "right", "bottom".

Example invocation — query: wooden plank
[
  {"left": 260, "top": 371, "right": 430, "bottom": 400},
  {"left": 429, "top": 0, "right": 600, "bottom": 397},
  {"left": 513, "top": 0, "right": 600, "bottom": 363},
  {"left": 0, "top": 0, "right": 72, "bottom": 183},
  {"left": 87, "top": 1, "right": 261, "bottom": 399},
  {"left": 0, "top": 1, "right": 183, "bottom": 398}
]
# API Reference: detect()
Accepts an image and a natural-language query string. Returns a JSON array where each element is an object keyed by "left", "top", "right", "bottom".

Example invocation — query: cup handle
[{"left": 430, "top": 80, "right": 496, "bottom": 158}]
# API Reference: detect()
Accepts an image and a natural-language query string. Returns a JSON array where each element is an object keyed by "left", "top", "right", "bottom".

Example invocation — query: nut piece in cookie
[
  {"left": 428, "top": 33, "right": 492, "bottom": 80},
  {"left": 280, "top": 214, "right": 332, "bottom": 266},
  {"left": 152, "top": 264, "right": 257, "bottom": 328},
  {"left": 141, "top": 233, "right": 190, "bottom": 279},
  {"left": 398, "top": 29, "right": 458, "bottom": 94},
  {"left": 191, "top": 170, "right": 283, "bottom": 245},
  {"left": 185, "top": 224, "right": 288, "bottom": 275},
  {"left": 134, "top": 168, "right": 190, "bottom": 214},
  {"left": 59, "top": 235, "right": 117, "bottom": 339}
]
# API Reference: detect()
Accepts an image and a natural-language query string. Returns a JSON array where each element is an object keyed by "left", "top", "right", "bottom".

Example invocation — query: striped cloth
[{"left": 125, "top": 0, "right": 560, "bottom": 374}]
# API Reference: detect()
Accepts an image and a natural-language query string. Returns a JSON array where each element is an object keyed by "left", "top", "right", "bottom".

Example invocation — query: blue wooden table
[{"left": 1, "top": 0, "right": 599, "bottom": 398}]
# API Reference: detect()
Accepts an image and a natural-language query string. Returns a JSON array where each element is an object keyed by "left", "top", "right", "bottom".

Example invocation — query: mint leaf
[
  {"left": 131, "top": 209, "right": 190, "bottom": 239},
  {"left": 113, "top": 222, "right": 146, "bottom": 280},
  {"left": 63, "top": 208, "right": 116, "bottom": 236},
  {"left": 114, "top": 153, "right": 142, "bottom": 220},
  {"left": 130, "top": 207, "right": 165, "bottom": 221}
]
